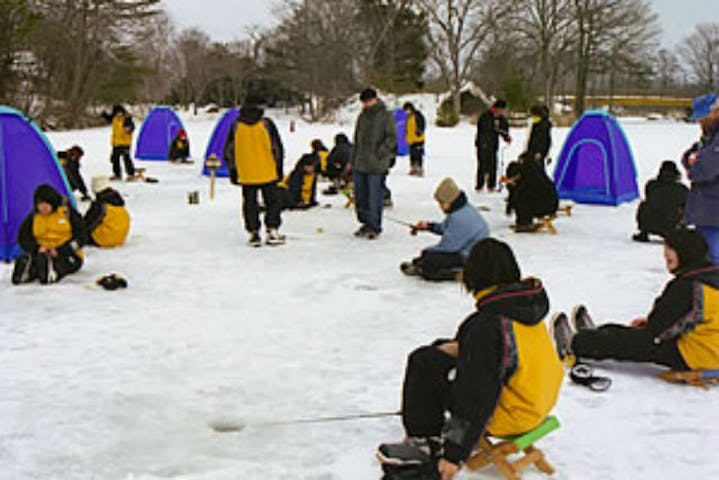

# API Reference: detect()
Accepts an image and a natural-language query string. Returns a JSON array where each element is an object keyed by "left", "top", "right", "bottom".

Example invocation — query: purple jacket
[{"left": 683, "top": 124, "right": 719, "bottom": 227}]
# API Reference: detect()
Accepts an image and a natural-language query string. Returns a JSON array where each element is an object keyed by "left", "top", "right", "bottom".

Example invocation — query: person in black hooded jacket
[
  {"left": 57, "top": 145, "right": 91, "bottom": 201},
  {"left": 12, "top": 185, "right": 86, "bottom": 285},
  {"left": 503, "top": 153, "right": 558, "bottom": 231},
  {"left": 378, "top": 239, "right": 563, "bottom": 480},
  {"left": 323, "top": 133, "right": 353, "bottom": 195},
  {"left": 633, "top": 161, "right": 688, "bottom": 242},
  {"left": 525, "top": 105, "right": 552, "bottom": 168}
]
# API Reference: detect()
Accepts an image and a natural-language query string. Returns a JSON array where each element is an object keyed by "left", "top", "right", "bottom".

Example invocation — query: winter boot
[
  {"left": 354, "top": 225, "right": 369, "bottom": 238},
  {"left": 632, "top": 232, "right": 650, "bottom": 242},
  {"left": 249, "top": 231, "right": 262, "bottom": 248},
  {"left": 572, "top": 305, "right": 596, "bottom": 332},
  {"left": 551, "top": 312, "right": 575, "bottom": 362},
  {"left": 36, "top": 253, "right": 59, "bottom": 284},
  {"left": 11, "top": 254, "right": 37, "bottom": 285},
  {"left": 416, "top": 167, "right": 425, "bottom": 178},
  {"left": 266, "top": 228, "right": 286, "bottom": 246},
  {"left": 365, "top": 230, "right": 380, "bottom": 240},
  {"left": 377, "top": 437, "right": 441, "bottom": 480},
  {"left": 401, "top": 261, "right": 419, "bottom": 276}
]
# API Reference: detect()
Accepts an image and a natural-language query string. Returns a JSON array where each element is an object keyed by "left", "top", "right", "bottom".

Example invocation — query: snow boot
[
  {"left": 36, "top": 253, "right": 59, "bottom": 284},
  {"left": 401, "top": 262, "right": 419, "bottom": 276},
  {"left": 632, "top": 232, "right": 650, "bottom": 242},
  {"left": 365, "top": 230, "right": 380, "bottom": 240},
  {"left": 377, "top": 437, "right": 441, "bottom": 480},
  {"left": 266, "top": 228, "right": 286, "bottom": 246},
  {"left": 384, "top": 197, "right": 394, "bottom": 208},
  {"left": 354, "top": 225, "right": 369, "bottom": 238},
  {"left": 551, "top": 312, "right": 575, "bottom": 362},
  {"left": 572, "top": 305, "right": 596, "bottom": 331},
  {"left": 11, "top": 254, "right": 37, "bottom": 285},
  {"left": 249, "top": 231, "right": 262, "bottom": 248}
]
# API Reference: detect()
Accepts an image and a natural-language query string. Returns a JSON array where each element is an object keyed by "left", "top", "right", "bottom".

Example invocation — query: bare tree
[
  {"left": 416, "top": 0, "right": 512, "bottom": 116},
  {"left": 680, "top": 23, "right": 719, "bottom": 91},
  {"left": 134, "top": 11, "right": 178, "bottom": 103},
  {"left": 653, "top": 49, "right": 683, "bottom": 94}
]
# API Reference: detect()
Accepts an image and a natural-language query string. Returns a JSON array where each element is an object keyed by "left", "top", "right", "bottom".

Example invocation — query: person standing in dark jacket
[
  {"left": 633, "top": 161, "right": 688, "bottom": 242},
  {"left": 323, "top": 133, "right": 353, "bottom": 195},
  {"left": 682, "top": 102, "right": 719, "bottom": 263},
  {"left": 351, "top": 88, "right": 397, "bottom": 239},
  {"left": 223, "top": 97, "right": 286, "bottom": 247},
  {"left": 12, "top": 185, "right": 86, "bottom": 285},
  {"left": 377, "top": 239, "right": 563, "bottom": 480},
  {"left": 525, "top": 105, "right": 552, "bottom": 168},
  {"left": 403, "top": 102, "right": 426, "bottom": 176},
  {"left": 57, "top": 145, "right": 90, "bottom": 201},
  {"left": 475, "top": 100, "right": 511, "bottom": 192}
]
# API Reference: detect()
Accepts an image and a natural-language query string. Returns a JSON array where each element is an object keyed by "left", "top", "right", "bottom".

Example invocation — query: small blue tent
[
  {"left": 0, "top": 106, "right": 74, "bottom": 261},
  {"left": 135, "top": 106, "right": 187, "bottom": 161},
  {"left": 203, "top": 108, "right": 238, "bottom": 177},
  {"left": 394, "top": 109, "right": 409, "bottom": 156},
  {"left": 691, "top": 93, "right": 718, "bottom": 121},
  {"left": 553, "top": 111, "right": 639, "bottom": 206}
]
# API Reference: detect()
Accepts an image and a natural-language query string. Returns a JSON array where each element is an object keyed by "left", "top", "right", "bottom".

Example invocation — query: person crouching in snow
[
  {"left": 632, "top": 160, "right": 688, "bottom": 243},
  {"left": 503, "top": 152, "right": 558, "bottom": 232},
  {"left": 84, "top": 176, "right": 130, "bottom": 248},
  {"left": 57, "top": 145, "right": 91, "bottom": 201},
  {"left": 169, "top": 129, "right": 191, "bottom": 163},
  {"left": 378, "top": 238, "right": 564, "bottom": 480},
  {"left": 553, "top": 228, "right": 719, "bottom": 372},
  {"left": 401, "top": 178, "right": 489, "bottom": 281},
  {"left": 12, "top": 185, "right": 86, "bottom": 285},
  {"left": 311, "top": 139, "right": 330, "bottom": 176},
  {"left": 278, "top": 154, "right": 318, "bottom": 211},
  {"left": 323, "top": 133, "right": 353, "bottom": 195}
]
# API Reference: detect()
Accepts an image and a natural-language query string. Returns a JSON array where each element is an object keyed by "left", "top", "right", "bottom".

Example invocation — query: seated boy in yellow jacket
[
  {"left": 278, "top": 154, "right": 318, "bottom": 211},
  {"left": 84, "top": 176, "right": 130, "bottom": 248}
]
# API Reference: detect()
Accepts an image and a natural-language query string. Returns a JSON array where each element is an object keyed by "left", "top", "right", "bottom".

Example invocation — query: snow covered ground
[{"left": 1, "top": 105, "right": 717, "bottom": 480}]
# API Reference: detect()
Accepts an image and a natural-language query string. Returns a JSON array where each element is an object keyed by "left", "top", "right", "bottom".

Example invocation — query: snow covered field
[{"left": 1, "top": 106, "right": 717, "bottom": 480}]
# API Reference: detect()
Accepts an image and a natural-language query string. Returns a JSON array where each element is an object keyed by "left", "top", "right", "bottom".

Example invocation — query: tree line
[{"left": 0, "top": 0, "right": 717, "bottom": 129}]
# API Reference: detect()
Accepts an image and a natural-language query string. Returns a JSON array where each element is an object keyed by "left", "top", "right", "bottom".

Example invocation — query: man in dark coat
[
  {"left": 351, "top": 88, "right": 397, "bottom": 239},
  {"left": 57, "top": 145, "right": 90, "bottom": 201},
  {"left": 525, "top": 105, "right": 552, "bottom": 168},
  {"left": 633, "top": 161, "right": 688, "bottom": 242},
  {"left": 475, "top": 99, "right": 511, "bottom": 192}
]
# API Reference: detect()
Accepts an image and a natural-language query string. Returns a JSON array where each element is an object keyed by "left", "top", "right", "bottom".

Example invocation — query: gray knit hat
[{"left": 434, "top": 178, "right": 461, "bottom": 204}]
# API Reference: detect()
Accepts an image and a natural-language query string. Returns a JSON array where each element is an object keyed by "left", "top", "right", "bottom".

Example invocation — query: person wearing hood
[
  {"left": 278, "top": 154, "right": 318, "bottom": 211},
  {"left": 401, "top": 178, "right": 490, "bottom": 281},
  {"left": 223, "top": 96, "right": 286, "bottom": 247},
  {"left": 503, "top": 152, "right": 559, "bottom": 232},
  {"left": 475, "top": 100, "right": 511, "bottom": 192},
  {"left": 633, "top": 160, "right": 688, "bottom": 242},
  {"left": 323, "top": 133, "right": 353, "bottom": 195},
  {"left": 12, "top": 184, "right": 87, "bottom": 285},
  {"left": 351, "top": 88, "right": 397, "bottom": 240},
  {"left": 169, "top": 129, "right": 191, "bottom": 163},
  {"left": 84, "top": 176, "right": 130, "bottom": 248},
  {"left": 57, "top": 145, "right": 91, "bottom": 201},
  {"left": 403, "top": 102, "right": 426, "bottom": 177},
  {"left": 525, "top": 105, "right": 552, "bottom": 168},
  {"left": 310, "top": 139, "right": 330, "bottom": 176},
  {"left": 554, "top": 229, "right": 719, "bottom": 372},
  {"left": 378, "top": 239, "right": 564, "bottom": 480},
  {"left": 682, "top": 102, "right": 719, "bottom": 263},
  {"left": 101, "top": 104, "right": 136, "bottom": 181}
]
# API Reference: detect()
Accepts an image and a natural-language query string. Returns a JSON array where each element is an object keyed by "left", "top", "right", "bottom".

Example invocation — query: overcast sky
[{"left": 163, "top": 0, "right": 718, "bottom": 49}]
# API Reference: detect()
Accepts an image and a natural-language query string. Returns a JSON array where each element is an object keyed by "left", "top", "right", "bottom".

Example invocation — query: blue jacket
[
  {"left": 683, "top": 122, "right": 719, "bottom": 228},
  {"left": 426, "top": 193, "right": 490, "bottom": 258}
]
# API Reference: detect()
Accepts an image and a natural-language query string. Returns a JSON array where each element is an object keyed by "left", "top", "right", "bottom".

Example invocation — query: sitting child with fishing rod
[{"left": 400, "top": 178, "right": 489, "bottom": 281}]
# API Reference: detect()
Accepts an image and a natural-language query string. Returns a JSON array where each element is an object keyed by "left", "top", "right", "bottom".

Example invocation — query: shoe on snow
[
  {"left": 11, "top": 255, "right": 36, "bottom": 285},
  {"left": 249, "top": 231, "right": 262, "bottom": 247},
  {"left": 354, "top": 226, "right": 369, "bottom": 238},
  {"left": 572, "top": 305, "right": 596, "bottom": 331},
  {"left": 365, "top": 230, "right": 380, "bottom": 240},
  {"left": 401, "top": 262, "right": 420, "bottom": 276},
  {"left": 514, "top": 223, "right": 538, "bottom": 233},
  {"left": 377, "top": 438, "right": 441, "bottom": 480},
  {"left": 551, "top": 312, "right": 575, "bottom": 362},
  {"left": 109, "top": 175, "right": 122, "bottom": 182},
  {"left": 384, "top": 198, "right": 394, "bottom": 208},
  {"left": 632, "top": 232, "right": 650, "bottom": 242},
  {"left": 265, "top": 229, "right": 286, "bottom": 246},
  {"left": 570, "top": 363, "right": 612, "bottom": 392}
]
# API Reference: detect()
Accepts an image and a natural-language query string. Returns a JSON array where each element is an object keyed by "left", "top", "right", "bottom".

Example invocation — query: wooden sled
[
  {"left": 557, "top": 203, "right": 573, "bottom": 216},
  {"left": 658, "top": 370, "right": 719, "bottom": 390},
  {"left": 342, "top": 186, "right": 355, "bottom": 209},
  {"left": 133, "top": 167, "right": 147, "bottom": 181},
  {"left": 465, "top": 416, "right": 560, "bottom": 480},
  {"left": 512, "top": 216, "right": 557, "bottom": 234}
]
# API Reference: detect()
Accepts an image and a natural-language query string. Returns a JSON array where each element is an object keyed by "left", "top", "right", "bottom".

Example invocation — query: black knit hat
[
  {"left": 359, "top": 87, "right": 378, "bottom": 102},
  {"left": 659, "top": 160, "right": 680, "bottom": 180},
  {"left": 463, "top": 238, "right": 521, "bottom": 293},
  {"left": 665, "top": 229, "right": 709, "bottom": 269},
  {"left": 493, "top": 99, "right": 507, "bottom": 109},
  {"left": 299, "top": 154, "right": 317, "bottom": 168},
  {"left": 34, "top": 184, "right": 62, "bottom": 211}
]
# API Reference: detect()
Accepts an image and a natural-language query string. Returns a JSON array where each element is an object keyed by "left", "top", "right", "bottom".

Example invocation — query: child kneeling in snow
[
  {"left": 278, "top": 154, "right": 318, "bottom": 211},
  {"left": 379, "top": 239, "right": 564, "bottom": 480},
  {"left": 401, "top": 178, "right": 489, "bottom": 281},
  {"left": 169, "top": 129, "right": 191, "bottom": 163},
  {"left": 12, "top": 185, "right": 86, "bottom": 285},
  {"left": 553, "top": 229, "right": 719, "bottom": 372},
  {"left": 84, "top": 176, "right": 131, "bottom": 248}
]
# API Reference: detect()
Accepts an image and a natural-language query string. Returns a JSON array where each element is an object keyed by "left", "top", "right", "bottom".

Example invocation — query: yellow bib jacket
[{"left": 234, "top": 122, "right": 279, "bottom": 185}]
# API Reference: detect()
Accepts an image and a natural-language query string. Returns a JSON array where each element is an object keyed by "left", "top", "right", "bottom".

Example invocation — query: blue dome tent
[
  {"left": 203, "top": 108, "right": 238, "bottom": 177},
  {"left": 135, "top": 106, "right": 187, "bottom": 161},
  {"left": 0, "top": 106, "right": 74, "bottom": 261},
  {"left": 553, "top": 111, "right": 639, "bottom": 206},
  {"left": 394, "top": 108, "right": 409, "bottom": 156}
]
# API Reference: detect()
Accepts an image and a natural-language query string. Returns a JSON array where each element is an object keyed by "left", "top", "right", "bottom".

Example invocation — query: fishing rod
[{"left": 210, "top": 410, "right": 401, "bottom": 433}]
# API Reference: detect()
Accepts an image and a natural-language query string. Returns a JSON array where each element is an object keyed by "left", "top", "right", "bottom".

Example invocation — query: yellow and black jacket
[
  {"left": 406, "top": 111, "right": 426, "bottom": 145},
  {"left": 18, "top": 204, "right": 86, "bottom": 260},
  {"left": 57, "top": 149, "right": 89, "bottom": 197},
  {"left": 111, "top": 114, "right": 134, "bottom": 148},
  {"left": 84, "top": 189, "right": 130, "bottom": 248},
  {"left": 169, "top": 137, "right": 190, "bottom": 161},
  {"left": 279, "top": 162, "right": 318, "bottom": 209},
  {"left": 223, "top": 106, "right": 284, "bottom": 186},
  {"left": 649, "top": 263, "right": 719, "bottom": 370},
  {"left": 442, "top": 280, "right": 564, "bottom": 464}
]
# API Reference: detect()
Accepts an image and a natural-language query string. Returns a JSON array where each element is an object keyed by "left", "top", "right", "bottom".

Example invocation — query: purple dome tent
[
  {"left": 135, "top": 106, "right": 187, "bottom": 161},
  {"left": 203, "top": 108, "right": 238, "bottom": 177},
  {"left": 394, "top": 108, "right": 409, "bottom": 156},
  {"left": 553, "top": 111, "right": 639, "bottom": 206},
  {"left": 0, "top": 106, "right": 74, "bottom": 262}
]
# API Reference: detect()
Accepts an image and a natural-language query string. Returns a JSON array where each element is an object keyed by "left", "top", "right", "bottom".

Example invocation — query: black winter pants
[
  {"left": 402, "top": 345, "right": 456, "bottom": 438},
  {"left": 414, "top": 251, "right": 464, "bottom": 281},
  {"left": 110, "top": 146, "right": 135, "bottom": 178},
  {"left": 409, "top": 143, "right": 425, "bottom": 168},
  {"left": 476, "top": 147, "right": 498, "bottom": 190},
  {"left": 572, "top": 324, "right": 688, "bottom": 370},
  {"left": 12, "top": 252, "right": 82, "bottom": 285},
  {"left": 242, "top": 183, "right": 282, "bottom": 233}
]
